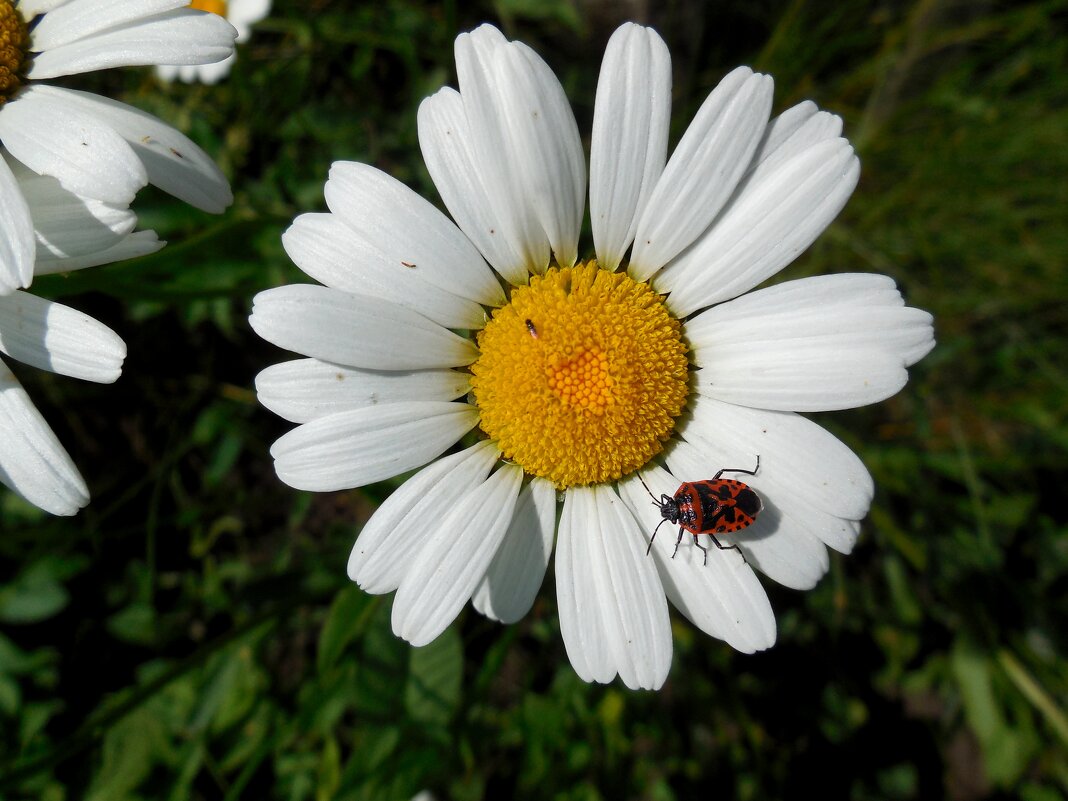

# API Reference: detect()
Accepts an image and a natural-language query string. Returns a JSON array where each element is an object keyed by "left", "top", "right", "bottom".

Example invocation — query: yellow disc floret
[
  {"left": 0, "top": 0, "right": 28, "bottom": 108},
  {"left": 471, "top": 262, "right": 689, "bottom": 489},
  {"left": 190, "top": 0, "right": 229, "bottom": 16}
]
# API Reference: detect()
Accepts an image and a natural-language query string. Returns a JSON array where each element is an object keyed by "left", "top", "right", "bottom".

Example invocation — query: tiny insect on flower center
[
  {"left": 471, "top": 261, "right": 689, "bottom": 489},
  {"left": 189, "top": 0, "right": 229, "bottom": 17},
  {"left": 0, "top": 0, "right": 28, "bottom": 108}
]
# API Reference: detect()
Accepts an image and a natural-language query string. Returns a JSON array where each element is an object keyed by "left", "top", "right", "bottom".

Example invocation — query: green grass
[{"left": 2, "top": 0, "right": 1066, "bottom": 798}]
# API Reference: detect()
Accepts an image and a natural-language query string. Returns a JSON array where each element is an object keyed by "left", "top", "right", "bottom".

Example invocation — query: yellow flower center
[
  {"left": 189, "top": 0, "right": 229, "bottom": 16},
  {"left": 471, "top": 262, "right": 689, "bottom": 489},
  {"left": 0, "top": 0, "right": 27, "bottom": 107}
]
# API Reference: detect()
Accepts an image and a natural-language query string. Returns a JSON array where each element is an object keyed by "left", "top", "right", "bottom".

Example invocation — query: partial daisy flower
[
  {"left": 0, "top": 0, "right": 237, "bottom": 294},
  {"left": 157, "top": 0, "right": 271, "bottom": 85},
  {"left": 251, "top": 23, "right": 934, "bottom": 690},
  {"left": 0, "top": 149, "right": 164, "bottom": 515}
]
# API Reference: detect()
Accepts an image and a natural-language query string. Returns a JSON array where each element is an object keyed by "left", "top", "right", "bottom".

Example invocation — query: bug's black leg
[
  {"left": 692, "top": 533, "right": 709, "bottom": 566},
  {"left": 671, "top": 527, "right": 685, "bottom": 559},
  {"left": 712, "top": 455, "right": 761, "bottom": 481},
  {"left": 646, "top": 519, "right": 667, "bottom": 556},
  {"left": 709, "top": 533, "right": 748, "bottom": 565}
]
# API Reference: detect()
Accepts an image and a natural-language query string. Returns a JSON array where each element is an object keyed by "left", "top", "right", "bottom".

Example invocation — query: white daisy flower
[
  {"left": 0, "top": 149, "right": 164, "bottom": 515},
  {"left": 251, "top": 23, "right": 935, "bottom": 690},
  {"left": 157, "top": 0, "right": 271, "bottom": 85},
  {"left": 0, "top": 0, "right": 237, "bottom": 295}
]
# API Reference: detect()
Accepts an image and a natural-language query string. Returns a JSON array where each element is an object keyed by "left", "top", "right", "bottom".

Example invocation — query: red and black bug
[{"left": 637, "top": 457, "right": 762, "bottom": 566}]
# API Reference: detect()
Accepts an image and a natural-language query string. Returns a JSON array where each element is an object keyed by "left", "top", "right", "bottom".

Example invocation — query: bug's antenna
[{"left": 635, "top": 472, "right": 659, "bottom": 503}]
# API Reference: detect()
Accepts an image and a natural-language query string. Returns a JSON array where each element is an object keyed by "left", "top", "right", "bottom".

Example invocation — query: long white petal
[
  {"left": 0, "top": 156, "right": 35, "bottom": 293},
  {"left": 659, "top": 139, "right": 861, "bottom": 314},
  {"left": 392, "top": 464, "right": 523, "bottom": 646},
  {"left": 619, "top": 466, "right": 776, "bottom": 653},
  {"left": 489, "top": 40, "right": 585, "bottom": 268},
  {"left": 348, "top": 441, "right": 499, "bottom": 594},
  {"left": 472, "top": 477, "right": 556, "bottom": 624},
  {"left": 630, "top": 67, "right": 774, "bottom": 281},
  {"left": 269, "top": 401, "right": 479, "bottom": 491},
  {"left": 0, "top": 87, "right": 146, "bottom": 205},
  {"left": 29, "top": 0, "right": 189, "bottom": 51},
  {"left": 696, "top": 342, "right": 909, "bottom": 412},
  {"left": 256, "top": 359, "right": 469, "bottom": 425},
  {"left": 0, "top": 292, "right": 125, "bottom": 382},
  {"left": 452, "top": 25, "right": 549, "bottom": 274},
  {"left": 323, "top": 161, "right": 504, "bottom": 307},
  {"left": 249, "top": 285, "right": 478, "bottom": 370},
  {"left": 418, "top": 88, "right": 530, "bottom": 286},
  {"left": 665, "top": 439, "right": 830, "bottom": 589},
  {"left": 34, "top": 230, "right": 164, "bottom": 275},
  {"left": 590, "top": 23, "right": 671, "bottom": 271},
  {"left": 27, "top": 85, "right": 232, "bottom": 213},
  {"left": 556, "top": 487, "right": 614, "bottom": 683},
  {"left": 10, "top": 157, "right": 135, "bottom": 260},
  {"left": 0, "top": 359, "right": 88, "bottom": 515},
  {"left": 282, "top": 213, "right": 487, "bottom": 329},
  {"left": 591, "top": 484, "right": 673, "bottom": 689},
  {"left": 28, "top": 8, "right": 236, "bottom": 79},
  {"left": 687, "top": 273, "right": 936, "bottom": 368}
]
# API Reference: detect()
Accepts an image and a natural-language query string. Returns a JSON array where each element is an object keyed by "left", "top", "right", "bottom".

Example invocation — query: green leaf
[
  {"left": 318, "top": 586, "right": 375, "bottom": 674},
  {"left": 106, "top": 602, "right": 158, "bottom": 646},
  {"left": 0, "top": 562, "right": 71, "bottom": 624}
]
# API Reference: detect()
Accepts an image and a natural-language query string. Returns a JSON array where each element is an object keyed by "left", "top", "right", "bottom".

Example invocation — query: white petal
[
  {"left": 249, "top": 285, "right": 478, "bottom": 371},
  {"left": 687, "top": 273, "right": 936, "bottom": 368},
  {"left": 751, "top": 101, "right": 843, "bottom": 171},
  {"left": 557, "top": 485, "right": 672, "bottom": 690},
  {"left": 0, "top": 155, "right": 35, "bottom": 293},
  {"left": 488, "top": 40, "right": 585, "bottom": 268},
  {"left": 28, "top": 8, "right": 237, "bottom": 79},
  {"left": 323, "top": 162, "right": 504, "bottom": 308},
  {"left": 658, "top": 139, "right": 861, "bottom": 314},
  {"left": 0, "top": 87, "right": 146, "bottom": 205},
  {"left": 472, "top": 477, "right": 556, "bottom": 624},
  {"left": 418, "top": 88, "right": 530, "bottom": 286},
  {"left": 186, "top": 54, "right": 234, "bottom": 84},
  {"left": 30, "top": 0, "right": 189, "bottom": 51},
  {"left": 696, "top": 343, "right": 910, "bottom": 413},
  {"left": 348, "top": 441, "right": 499, "bottom": 594},
  {"left": 556, "top": 487, "right": 613, "bottom": 683},
  {"left": 0, "top": 292, "right": 125, "bottom": 382},
  {"left": 255, "top": 358, "right": 469, "bottom": 424},
  {"left": 34, "top": 230, "right": 164, "bottom": 275},
  {"left": 665, "top": 439, "right": 830, "bottom": 590},
  {"left": 230, "top": 0, "right": 272, "bottom": 31},
  {"left": 629, "top": 67, "right": 774, "bottom": 281},
  {"left": 589, "top": 23, "right": 671, "bottom": 271},
  {"left": 681, "top": 394, "right": 873, "bottom": 522},
  {"left": 451, "top": 25, "right": 551, "bottom": 275},
  {"left": 392, "top": 464, "right": 524, "bottom": 646},
  {"left": 269, "top": 401, "right": 479, "bottom": 492},
  {"left": 282, "top": 213, "right": 487, "bottom": 329},
  {"left": 29, "top": 85, "right": 232, "bottom": 213},
  {"left": 0, "top": 359, "right": 88, "bottom": 515},
  {"left": 9, "top": 158, "right": 135, "bottom": 260},
  {"left": 618, "top": 466, "right": 776, "bottom": 653},
  {"left": 19, "top": 0, "right": 68, "bottom": 18}
]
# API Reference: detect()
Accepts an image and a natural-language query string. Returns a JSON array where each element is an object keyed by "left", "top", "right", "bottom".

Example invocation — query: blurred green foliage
[{"left": 1, "top": 0, "right": 1066, "bottom": 798}]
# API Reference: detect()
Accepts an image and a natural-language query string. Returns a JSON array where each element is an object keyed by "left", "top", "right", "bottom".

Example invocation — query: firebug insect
[{"left": 637, "top": 457, "right": 762, "bottom": 566}]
